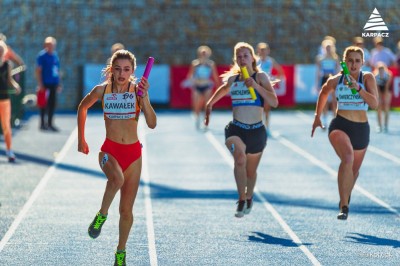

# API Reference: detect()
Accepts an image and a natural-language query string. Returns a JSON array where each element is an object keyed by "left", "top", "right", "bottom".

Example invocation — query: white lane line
[
  {"left": 368, "top": 145, "right": 400, "bottom": 165},
  {"left": 296, "top": 110, "right": 400, "bottom": 165},
  {"left": 139, "top": 124, "right": 158, "bottom": 266},
  {"left": 273, "top": 132, "right": 400, "bottom": 217},
  {"left": 0, "top": 127, "right": 77, "bottom": 253},
  {"left": 205, "top": 131, "right": 321, "bottom": 266}
]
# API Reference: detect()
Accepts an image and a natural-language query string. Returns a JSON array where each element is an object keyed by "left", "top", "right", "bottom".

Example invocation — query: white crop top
[
  {"left": 335, "top": 72, "right": 368, "bottom": 111},
  {"left": 102, "top": 82, "right": 140, "bottom": 120}
]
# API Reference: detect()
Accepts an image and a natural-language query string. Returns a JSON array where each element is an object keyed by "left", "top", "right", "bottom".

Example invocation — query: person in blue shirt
[
  {"left": 312, "top": 46, "right": 378, "bottom": 220},
  {"left": 205, "top": 42, "right": 278, "bottom": 218},
  {"left": 35, "top": 36, "right": 62, "bottom": 131}
]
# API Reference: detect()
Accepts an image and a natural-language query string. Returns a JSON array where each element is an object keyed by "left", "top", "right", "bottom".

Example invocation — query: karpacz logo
[
  {"left": 122, "top": 92, "right": 134, "bottom": 99},
  {"left": 362, "top": 8, "right": 389, "bottom": 38}
]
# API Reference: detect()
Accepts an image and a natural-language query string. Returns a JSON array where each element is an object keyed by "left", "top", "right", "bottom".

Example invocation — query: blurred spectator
[
  {"left": 0, "top": 33, "right": 24, "bottom": 67},
  {"left": 369, "top": 37, "right": 396, "bottom": 68},
  {"left": 317, "top": 35, "right": 337, "bottom": 58},
  {"left": 352, "top": 36, "right": 371, "bottom": 71},
  {"left": 185, "top": 45, "right": 220, "bottom": 130},
  {"left": 315, "top": 39, "right": 340, "bottom": 128},
  {"left": 0, "top": 41, "right": 21, "bottom": 162},
  {"left": 35, "top": 36, "right": 62, "bottom": 131},
  {"left": 396, "top": 40, "right": 400, "bottom": 72},
  {"left": 256, "top": 42, "right": 285, "bottom": 136},
  {"left": 107, "top": 42, "right": 125, "bottom": 65},
  {"left": 373, "top": 62, "right": 393, "bottom": 133}
]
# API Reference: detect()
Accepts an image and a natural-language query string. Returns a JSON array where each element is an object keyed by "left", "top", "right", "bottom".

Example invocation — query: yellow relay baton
[{"left": 240, "top": 66, "right": 257, "bottom": 100}]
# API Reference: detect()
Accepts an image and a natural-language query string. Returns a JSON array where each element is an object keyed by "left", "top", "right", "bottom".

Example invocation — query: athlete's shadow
[
  {"left": 1, "top": 150, "right": 105, "bottom": 178},
  {"left": 345, "top": 233, "right": 400, "bottom": 248},
  {"left": 144, "top": 181, "right": 237, "bottom": 200},
  {"left": 248, "top": 231, "right": 312, "bottom": 247}
]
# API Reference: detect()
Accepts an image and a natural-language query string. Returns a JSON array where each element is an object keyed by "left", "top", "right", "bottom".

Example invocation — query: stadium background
[{"left": 1, "top": 0, "right": 399, "bottom": 110}]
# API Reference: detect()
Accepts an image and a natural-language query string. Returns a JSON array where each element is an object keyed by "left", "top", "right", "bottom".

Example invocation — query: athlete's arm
[
  {"left": 137, "top": 78, "right": 156, "bottom": 129},
  {"left": 204, "top": 78, "right": 232, "bottom": 126},
  {"left": 311, "top": 75, "right": 337, "bottom": 137},
  {"left": 357, "top": 72, "right": 378, "bottom": 110},
  {"left": 210, "top": 61, "right": 221, "bottom": 87},
  {"left": 385, "top": 71, "right": 393, "bottom": 94},
  {"left": 253, "top": 72, "right": 278, "bottom": 108},
  {"left": 77, "top": 85, "right": 104, "bottom": 154}
]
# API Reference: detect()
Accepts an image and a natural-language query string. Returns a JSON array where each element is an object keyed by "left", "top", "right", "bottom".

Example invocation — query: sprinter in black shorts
[
  {"left": 312, "top": 46, "right": 378, "bottom": 220},
  {"left": 205, "top": 42, "right": 278, "bottom": 218}
]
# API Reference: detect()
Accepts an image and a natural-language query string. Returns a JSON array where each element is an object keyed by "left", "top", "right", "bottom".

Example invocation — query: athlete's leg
[
  {"left": 329, "top": 130, "right": 354, "bottom": 208},
  {"left": 377, "top": 90, "right": 383, "bottom": 130},
  {"left": 117, "top": 157, "right": 142, "bottom": 251},
  {"left": 226, "top": 136, "right": 247, "bottom": 201},
  {"left": 350, "top": 149, "right": 367, "bottom": 191},
  {"left": 98, "top": 152, "right": 125, "bottom": 215},
  {"left": 192, "top": 90, "right": 201, "bottom": 116},
  {"left": 47, "top": 85, "right": 57, "bottom": 127},
  {"left": 0, "top": 100, "right": 12, "bottom": 150},
  {"left": 245, "top": 152, "right": 263, "bottom": 200},
  {"left": 383, "top": 91, "right": 391, "bottom": 131}
]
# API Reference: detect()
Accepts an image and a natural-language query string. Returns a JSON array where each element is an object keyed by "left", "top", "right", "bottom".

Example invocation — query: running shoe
[
  {"left": 235, "top": 200, "right": 246, "bottom": 218},
  {"left": 7, "top": 150, "right": 16, "bottom": 163},
  {"left": 114, "top": 250, "right": 126, "bottom": 266},
  {"left": 244, "top": 197, "right": 253, "bottom": 215},
  {"left": 338, "top": 195, "right": 351, "bottom": 209},
  {"left": 337, "top": 206, "right": 349, "bottom": 220},
  {"left": 88, "top": 212, "right": 107, "bottom": 239}
]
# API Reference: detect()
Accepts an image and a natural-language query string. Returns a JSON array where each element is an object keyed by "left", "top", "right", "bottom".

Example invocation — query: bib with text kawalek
[{"left": 102, "top": 83, "right": 140, "bottom": 120}]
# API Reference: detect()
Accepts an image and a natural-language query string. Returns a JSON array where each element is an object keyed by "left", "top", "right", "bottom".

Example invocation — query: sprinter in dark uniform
[
  {"left": 205, "top": 42, "right": 278, "bottom": 218},
  {"left": 312, "top": 46, "right": 378, "bottom": 220}
]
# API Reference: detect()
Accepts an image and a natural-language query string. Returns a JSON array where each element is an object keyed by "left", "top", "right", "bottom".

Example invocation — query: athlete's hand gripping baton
[
  {"left": 240, "top": 66, "right": 257, "bottom": 100},
  {"left": 138, "top": 57, "right": 155, "bottom": 97},
  {"left": 340, "top": 61, "right": 357, "bottom": 94}
]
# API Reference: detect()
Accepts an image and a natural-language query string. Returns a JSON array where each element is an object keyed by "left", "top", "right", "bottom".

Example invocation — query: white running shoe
[
  {"left": 235, "top": 200, "right": 246, "bottom": 218},
  {"left": 7, "top": 150, "right": 16, "bottom": 163},
  {"left": 244, "top": 198, "right": 253, "bottom": 215}
]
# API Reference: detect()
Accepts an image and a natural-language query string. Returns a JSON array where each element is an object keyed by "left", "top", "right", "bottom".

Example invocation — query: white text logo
[{"left": 362, "top": 8, "right": 389, "bottom": 37}]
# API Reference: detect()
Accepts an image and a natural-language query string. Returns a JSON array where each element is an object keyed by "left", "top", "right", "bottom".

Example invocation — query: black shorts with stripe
[{"left": 225, "top": 120, "right": 267, "bottom": 154}]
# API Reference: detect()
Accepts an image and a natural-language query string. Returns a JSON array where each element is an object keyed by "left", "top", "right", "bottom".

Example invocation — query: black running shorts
[
  {"left": 328, "top": 115, "right": 370, "bottom": 150},
  {"left": 225, "top": 120, "right": 267, "bottom": 154}
]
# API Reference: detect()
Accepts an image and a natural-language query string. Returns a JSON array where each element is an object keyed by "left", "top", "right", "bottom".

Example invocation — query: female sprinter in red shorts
[{"left": 77, "top": 49, "right": 156, "bottom": 265}]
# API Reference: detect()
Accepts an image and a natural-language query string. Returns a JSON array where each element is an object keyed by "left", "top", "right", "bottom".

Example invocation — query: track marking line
[
  {"left": 367, "top": 145, "right": 400, "bottom": 165},
  {"left": 0, "top": 127, "right": 77, "bottom": 253},
  {"left": 271, "top": 131, "right": 400, "bottom": 217},
  {"left": 296, "top": 110, "right": 400, "bottom": 165},
  {"left": 139, "top": 123, "right": 158, "bottom": 266},
  {"left": 205, "top": 131, "right": 321, "bottom": 266}
]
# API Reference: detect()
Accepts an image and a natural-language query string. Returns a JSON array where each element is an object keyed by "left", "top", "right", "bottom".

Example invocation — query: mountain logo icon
[{"left": 363, "top": 8, "right": 389, "bottom": 31}]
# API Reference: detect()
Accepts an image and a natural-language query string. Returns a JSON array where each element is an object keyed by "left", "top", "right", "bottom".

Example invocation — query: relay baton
[
  {"left": 340, "top": 61, "right": 357, "bottom": 94},
  {"left": 138, "top": 57, "right": 155, "bottom": 96},
  {"left": 240, "top": 66, "right": 257, "bottom": 100}
]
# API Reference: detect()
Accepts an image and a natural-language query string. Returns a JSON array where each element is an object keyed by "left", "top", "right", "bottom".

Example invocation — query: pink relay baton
[{"left": 137, "top": 57, "right": 155, "bottom": 96}]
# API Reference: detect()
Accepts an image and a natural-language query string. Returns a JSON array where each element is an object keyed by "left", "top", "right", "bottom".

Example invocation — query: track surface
[{"left": 0, "top": 110, "right": 399, "bottom": 265}]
